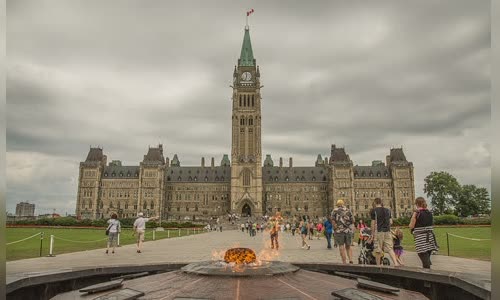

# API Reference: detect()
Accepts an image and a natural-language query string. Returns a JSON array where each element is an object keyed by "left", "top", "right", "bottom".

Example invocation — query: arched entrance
[{"left": 242, "top": 203, "right": 252, "bottom": 217}]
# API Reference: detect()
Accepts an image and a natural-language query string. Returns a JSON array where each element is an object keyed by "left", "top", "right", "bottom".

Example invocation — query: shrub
[{"left": 434, "top": 214, "right": 461, "bottom": 225}]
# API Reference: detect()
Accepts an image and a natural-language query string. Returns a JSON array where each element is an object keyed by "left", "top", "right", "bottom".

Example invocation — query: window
[
  {"left": 243, "top": 169, "right": 251, "bottom": 186},
  {"left": 151, "top": 202, "right": 154, "bottom": 209},
  {"left": 239, "top": 95, "right": 242, "bottom": 107},
  {"left": 125, "top": 202, "right": 128, "bottom": 209},
  {"left": 143, "top": 202, "right": 147, "bottom": 209},
  {"left": 251, "top": 95, "right": 254, "bottom": 106},
  {"left": 249, "top": 118, "right": 253, "bottom": 126}
]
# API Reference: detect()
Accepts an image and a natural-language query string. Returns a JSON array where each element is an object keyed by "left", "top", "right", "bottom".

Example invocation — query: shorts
[
  {"left": 108, "top": 232, "right": 118, "bottom": 245},
  {"left": 136, "top": 230, "right": 145, "bottom": 242},
  {"left": 334, "top": 232, "right": 352, "bottom": 246},
  {"left": 373, "top": 231, "right": 393, "bottom": 255}
]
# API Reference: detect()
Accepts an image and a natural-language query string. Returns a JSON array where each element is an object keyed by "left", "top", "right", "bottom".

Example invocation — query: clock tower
[{"left": 230, "top": 25, "right": 263, "bottom": 217}]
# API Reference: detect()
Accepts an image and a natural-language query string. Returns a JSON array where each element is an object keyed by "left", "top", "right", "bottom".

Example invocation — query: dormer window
[
  {"left": 104, "top": 172, "right": 108, "bottom": 177},
  {"left": 112, "top": 172, "right": 116, "bottom": 177}
]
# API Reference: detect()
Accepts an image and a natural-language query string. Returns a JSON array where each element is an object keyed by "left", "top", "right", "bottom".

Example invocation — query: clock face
[{"left": 241, "top": 72, "right": 252, "bottom": 81}]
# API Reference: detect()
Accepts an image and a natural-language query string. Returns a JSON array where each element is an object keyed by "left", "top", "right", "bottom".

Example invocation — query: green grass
[
  {"left": 397, "top": 226, "right": 491, "bottom": 261},
  {"left": 6, "top": 227, "right": 204, "bottom": 261}
]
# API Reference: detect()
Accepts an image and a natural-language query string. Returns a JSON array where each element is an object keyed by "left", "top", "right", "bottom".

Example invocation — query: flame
[{"left": 224, "top": 248, "right": 257, "bottom": 264}]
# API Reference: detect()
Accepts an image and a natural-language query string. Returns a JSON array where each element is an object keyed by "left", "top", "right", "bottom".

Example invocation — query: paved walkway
[{"left": 6, "top": 229, "right": 491, "bottom": 283}]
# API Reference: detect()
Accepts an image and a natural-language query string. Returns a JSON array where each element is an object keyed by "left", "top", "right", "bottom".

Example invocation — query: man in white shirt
[{"left": 133, "top": 212, "right": 158, "bottom": 253}]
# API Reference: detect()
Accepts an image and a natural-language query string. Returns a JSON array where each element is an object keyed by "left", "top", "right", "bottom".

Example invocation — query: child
[{"left": 392, "top": 227, "right": 404, "bottom": 266}]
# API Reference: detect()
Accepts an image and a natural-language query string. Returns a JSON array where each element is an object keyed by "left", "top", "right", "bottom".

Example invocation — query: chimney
[
  {"left": 289, "top": 157, "right": 293, "bottom": 168},
  {"left": 211, "top": 157, "right": 215, "bottom": 167},
  {"left": 201, "top": 157, "right": 205, "bottom": 167},
  {"left": 279, "top": 157, "right": 283, "bottom": 167},
  {"left": 165, "top": 157, "right": 170, "bottom": 167}
]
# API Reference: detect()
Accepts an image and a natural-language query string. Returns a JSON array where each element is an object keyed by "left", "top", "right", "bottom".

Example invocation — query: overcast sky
[{"left": 6, "top": 1, "right": 490, "bottom": 215}]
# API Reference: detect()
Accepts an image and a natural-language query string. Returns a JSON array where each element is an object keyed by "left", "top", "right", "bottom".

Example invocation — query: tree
[
  {"left": 455, "top": 185, "right": 491, "bottom": 217},
  {"left": 423, "top": 171, "right": 461, "bottom": 215}
]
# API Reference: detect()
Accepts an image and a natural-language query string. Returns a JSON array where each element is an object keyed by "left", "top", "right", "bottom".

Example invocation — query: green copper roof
[{"left": 239, "top": 28, "right": 255, "bottom": 66}]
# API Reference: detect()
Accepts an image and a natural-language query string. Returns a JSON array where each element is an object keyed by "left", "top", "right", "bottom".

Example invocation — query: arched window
[
  {"left": 205, "top": 176, "right": 208, "bottom": 182},
  {"left": 285, "top": 176, "right": 289, "bottom": 181},
  {"left": 243, "top": 169, "right": 251, "bottom": 186},
  {"left": 312, "top": 176, "right": 316, "bottom": 181},
  {"left": 239, "top": 95, "right": 242, "bottom": 107},
  {"left": 249, "top": 117, "right": 253, "bottom": 126},
  {"left": 150, "top": 202, "right": 154, "bottom": 209},
  {"left": 194, "top": 176, "right": 198, "bottom": 181},
  {"left": 110, "top": 201, "right": 114, "bottom": 208},
  {"left": 188, "top": 176, "right": 193, "bottom": 181},
  {"left": 178, "top": 176, "right": 182, "bottom": 181},
  {"left": 143, "top": 202, "right": 147, "bottom": 209},
  {"left": 274, "top": 176, "right": 278, "bottom": 181}
]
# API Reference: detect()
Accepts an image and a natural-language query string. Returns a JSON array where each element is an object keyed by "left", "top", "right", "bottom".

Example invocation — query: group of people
[
  {"left": 103, "top": 196, "right": 438, "bottom": 270},
  {"left": 105, "top": 212, "right": 159, "bottom": 254},
  {"left": 327, "top": 196, "right": 438, "bottom": 268}
]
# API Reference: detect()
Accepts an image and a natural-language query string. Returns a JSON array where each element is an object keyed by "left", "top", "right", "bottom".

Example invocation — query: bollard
[
  {"left": 168, "top": 229, "right": 170, "bottom": 238},
  {"left": 178, "top": 228, "right": 181, "bottom": 237},
  {"left": 39, "top": 232, "right": 44, "bottom": 257},
  {"left": 48, "top": 235, "right": 55, "bottom": 257},
  {"left": 153, "top": 229, "right": 156, "bottom": 241},
  {"left": 193, "top": 228, "right": 195, "bottom": 235},
  {"left": 117, "top": 232, "right": 121, "bottom": 247},
  {"left": 446, "top": 233, "right": 450, "bottom": 256}
]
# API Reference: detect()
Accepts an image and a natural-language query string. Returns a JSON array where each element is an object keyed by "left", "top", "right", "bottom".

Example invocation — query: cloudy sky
[{"left": 6, "top": 1, "right": 490, "bottom": 215}]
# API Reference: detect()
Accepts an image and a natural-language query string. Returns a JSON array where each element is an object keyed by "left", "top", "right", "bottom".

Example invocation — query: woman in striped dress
[{"left": 409, "top": 197, "right": 439, "bottom": 269}]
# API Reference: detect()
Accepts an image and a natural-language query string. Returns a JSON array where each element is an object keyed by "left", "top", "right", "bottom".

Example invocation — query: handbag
[{"left": 105, "top": 224, "right": 112, "bottom": 236}]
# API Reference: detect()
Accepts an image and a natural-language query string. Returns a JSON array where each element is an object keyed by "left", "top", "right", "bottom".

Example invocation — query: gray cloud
[{"left": 6, "top": 1, "right": 490, "bottom": 214}]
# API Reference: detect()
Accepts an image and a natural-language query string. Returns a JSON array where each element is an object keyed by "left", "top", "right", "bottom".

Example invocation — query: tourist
[
  {"left": 252, "top": 222, "right": 257, "bottom": 237},
  {"left": 392, "top": 227, "right": 404, "bottom": 266},
  {"left": 133, "top": 212, "right": 159, "bottom": 253},
  {"left": 323, "top": 216, "right": 333, "bottom": 249},
  {"left": 106, "top": 213, "right": 121, "bottom": 254},
  {"left": 291, "top": 222, "right": 296, "bottom": 236},
  {"left": 286, "top": 223, "right": 291, "bottom": 232},
  {"left": 241, "top": 223, "right": 245, "bottom": 233},
  {"left": 261, "top": 223, "right": 265, "bottom": 233},
  {"left": 269, "top": 212, "right": 283, "bottom": 249},
  {"left": 409, "top": 197, "right": 438, "bottom": 269},
  {"left": 219, "top": 224, "right": 223, "bottom": 232},
  {"left": 369, "top": 198, "right": 400, "bottom": 266},
  {"left": 316, "top": 221, "right": 323, "bottom": 239},
  {"left": 256, "top": 223, "right": 261, "bottom": 233},
  {"left": 357, "top": 220, "right": 367, "bottom": 245},
  {"left": 299, "top": 220, "right": 311, "bottom": 250},
  {"left": 308, "top": 221, "right": 314, "bottom": 240},
  {"left": 332, "top": 199, "right": 355, "bottom": 264}
]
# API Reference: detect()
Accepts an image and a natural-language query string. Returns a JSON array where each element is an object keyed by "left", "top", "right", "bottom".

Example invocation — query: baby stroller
[{"left": 358, "top": 227, "right": 390, "bottom": 266}]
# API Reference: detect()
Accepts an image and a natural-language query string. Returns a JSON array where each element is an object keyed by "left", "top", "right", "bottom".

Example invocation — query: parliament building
[{"left": 76, "top": 26, "right": 415, "bottom": 221}]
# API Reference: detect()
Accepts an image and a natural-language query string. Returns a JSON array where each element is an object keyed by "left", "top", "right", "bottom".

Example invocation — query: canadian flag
[{"left": 247, "top": 9, "right": 254, "bottom": 16}]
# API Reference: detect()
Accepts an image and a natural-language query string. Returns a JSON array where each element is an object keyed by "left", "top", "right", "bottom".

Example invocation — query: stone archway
[{"left": 242, "top": 203, "right": 252, "bottom": 217}]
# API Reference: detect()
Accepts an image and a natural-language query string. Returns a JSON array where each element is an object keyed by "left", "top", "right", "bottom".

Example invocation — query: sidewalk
[{"left": 6, "top": 229, "right": 491, "bottom": 283}]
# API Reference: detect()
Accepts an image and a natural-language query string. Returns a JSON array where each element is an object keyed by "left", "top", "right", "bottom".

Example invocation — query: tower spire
[{"left": 239, "top": 26, "right": 255, "bottom": 67}]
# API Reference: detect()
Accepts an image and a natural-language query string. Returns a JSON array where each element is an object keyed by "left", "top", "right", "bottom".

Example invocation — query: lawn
[
  {"left": 397, "top": 226, "right": 491, "bottom": 261},
  {"left": 6, "top": 227, "right": 205, "bottom": 261}
]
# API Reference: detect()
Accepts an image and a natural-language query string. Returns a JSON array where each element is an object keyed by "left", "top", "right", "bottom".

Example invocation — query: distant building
[
  {"left": 76, "top": 25, "right": 415, "bottom": 221},
  {"left": 15, "top": 202, "right": 35, "bottom": 217}
]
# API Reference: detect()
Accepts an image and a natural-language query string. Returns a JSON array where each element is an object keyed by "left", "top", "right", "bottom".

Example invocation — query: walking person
[
  {"left": 409, "top": 197, "right": 439, "bottom": 269},
  {"left": 106, "top": 213, "right": 121, "bottom": 254},
  {"left": 316, "top": 222, "right": 323, "bottom": 239},
  {"left": 241, "top": 223, "right": 245, "bottom": 233},
  {"left": 132, "top": 212, "right": 159, "bottom": 253},
  {"left": 308, "top": 221, "right": 314, "bottom": 240},
  {"left": 369, "top": 198, "right": 400, "bottom": 266},
  {"left": 323, "top": 216, "right": 333, "bottom": 249},
  {"left": 299, "top": 220, "right": 311, "bottom": 250},
  {"left": 269, "top": 212, "right": 283, "bottom": 250},
  {"left": 332, "top": 199, "right": 355, "bottom": 264}
]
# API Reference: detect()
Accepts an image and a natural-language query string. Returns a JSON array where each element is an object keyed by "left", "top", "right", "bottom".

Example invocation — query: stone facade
[{"left": 76, "top": 26, "right": 415, "bottom": 221}]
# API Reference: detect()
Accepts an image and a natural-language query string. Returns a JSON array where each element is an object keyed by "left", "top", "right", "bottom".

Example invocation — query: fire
[{"left": 223, "top": 248, "right": 257, "bottom": 264}]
